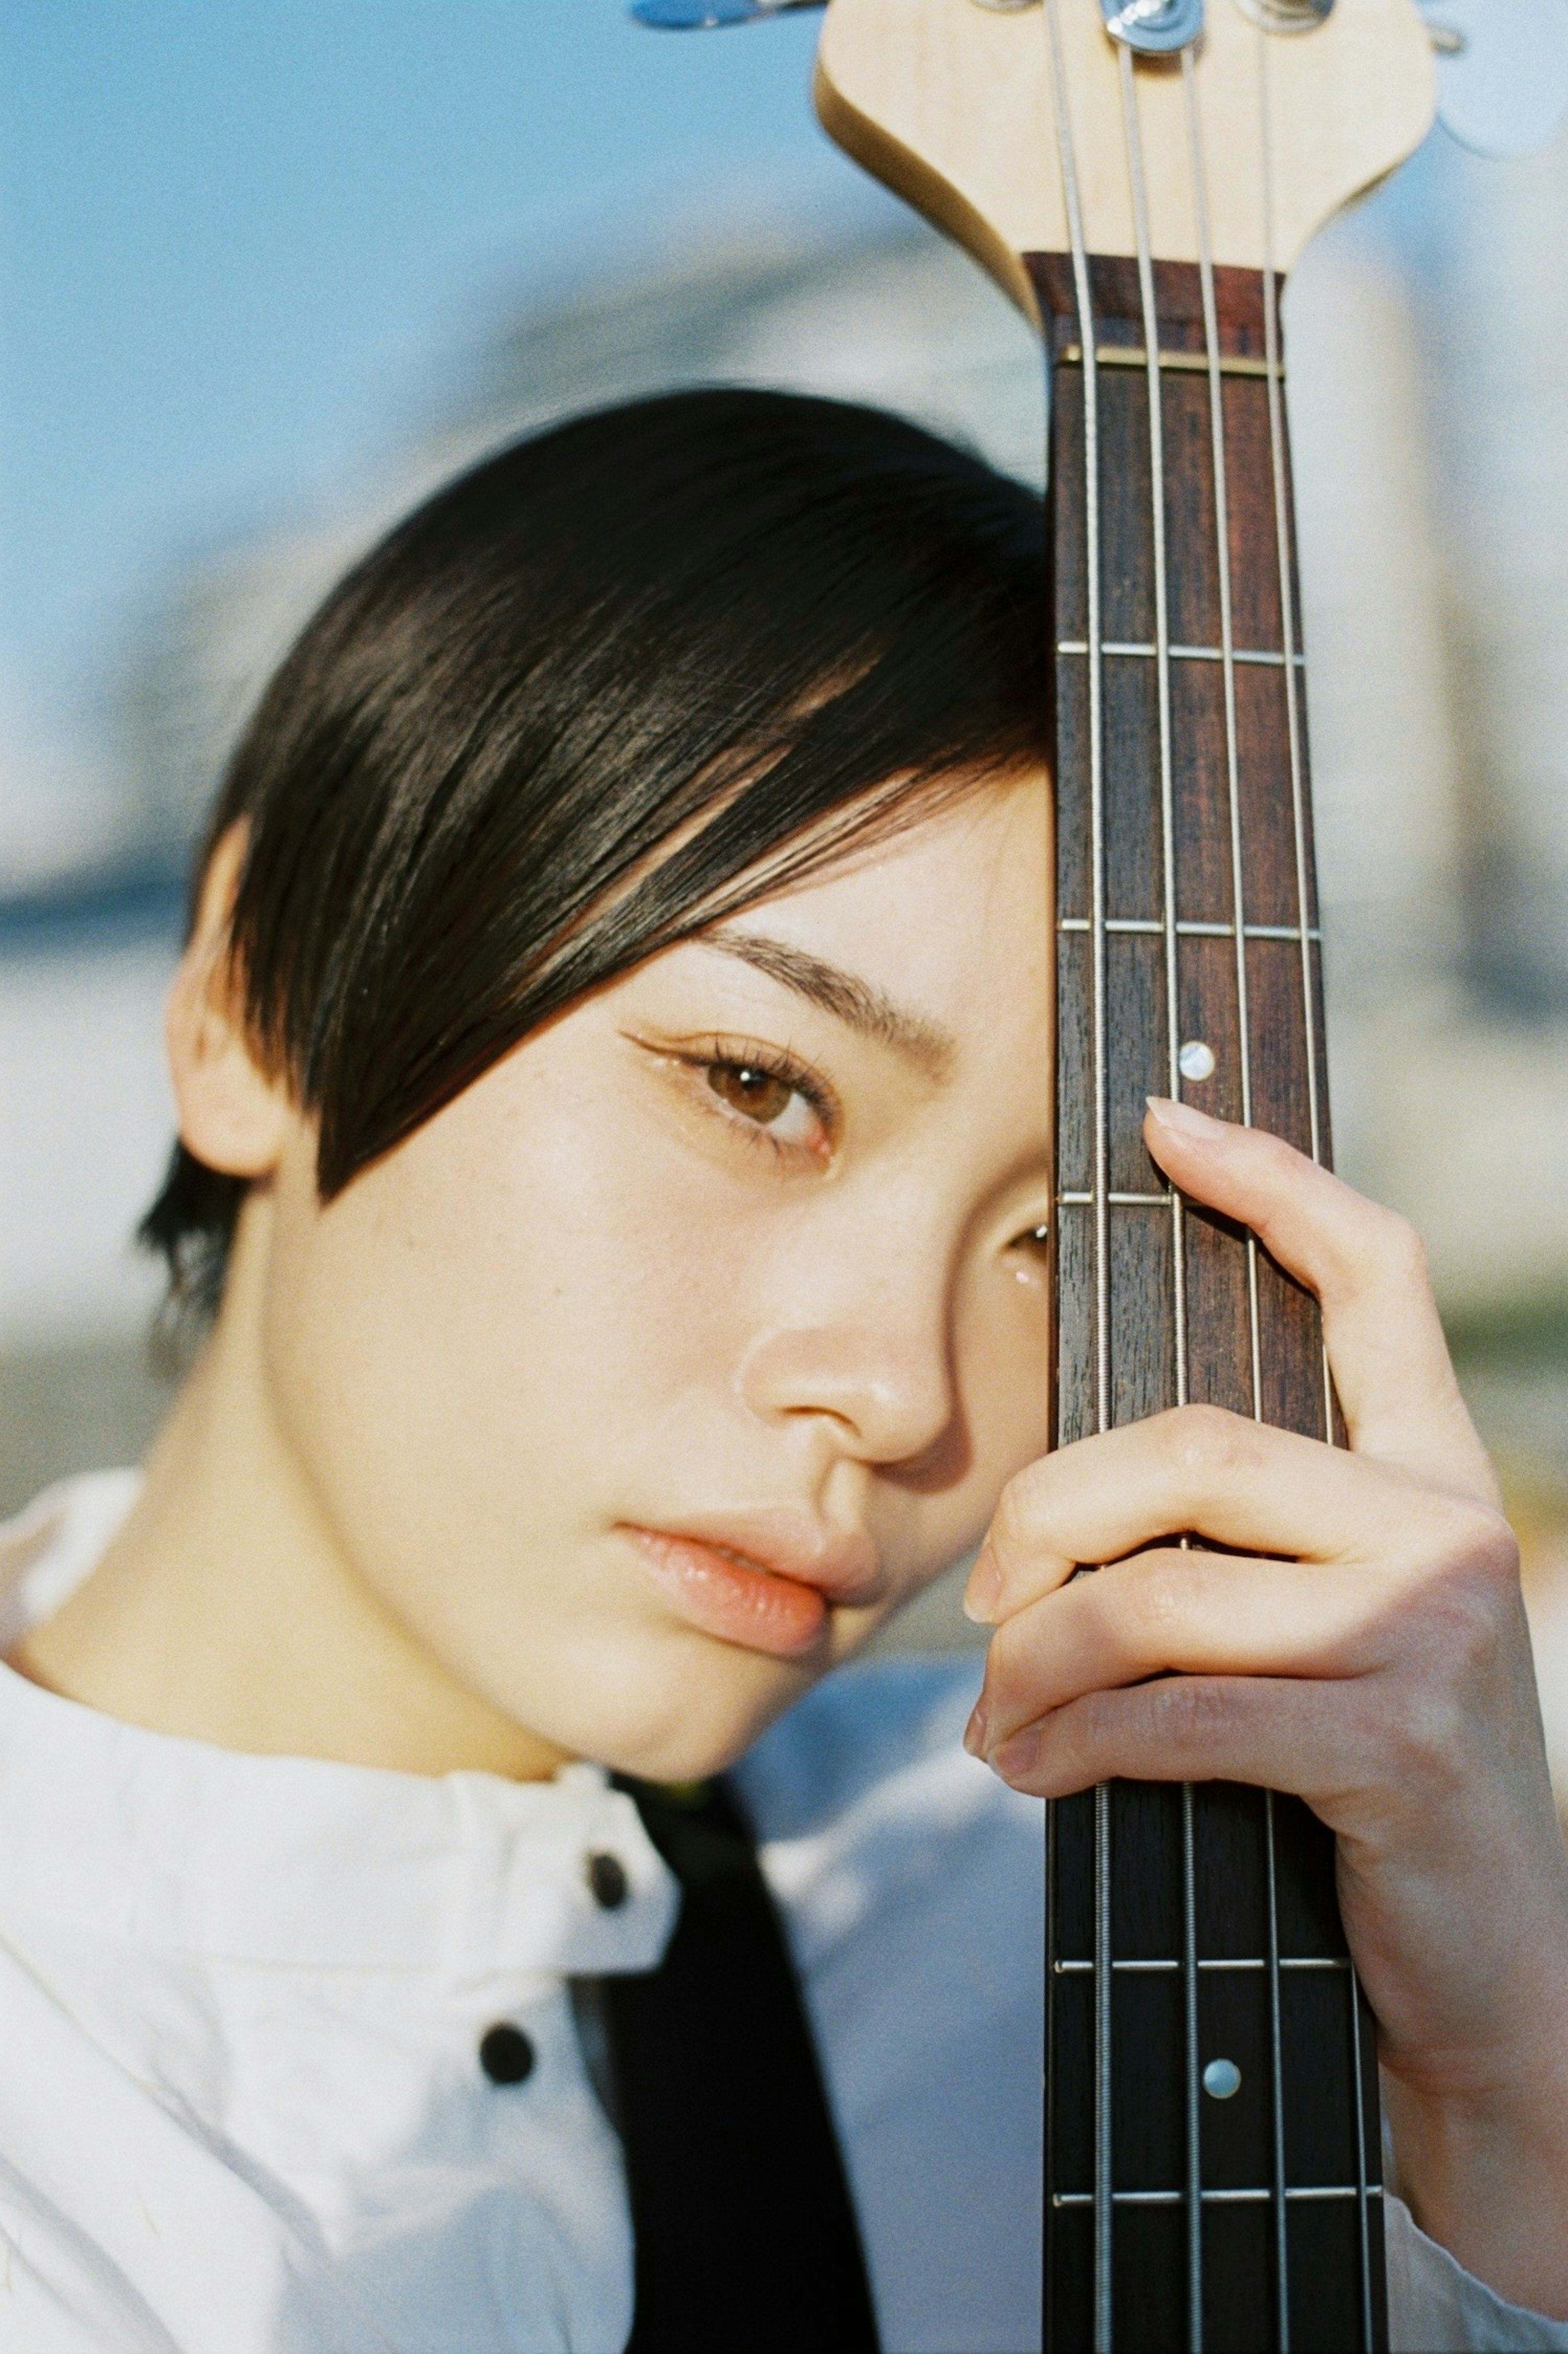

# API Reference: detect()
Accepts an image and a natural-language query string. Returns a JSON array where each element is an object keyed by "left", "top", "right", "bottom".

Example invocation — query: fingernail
[
  {"left": 1146, "top": 1093, "right": 1225, "bottom": 1139},
  {"left": 992, "top": 1727, "right": 1044, "bottom": 1782},
  {"left": 962, "top": 1697, "right": 990, "bottom": 1757},
  {"left": 962, "top": 1544, "right": 1002, "bottom": 1625}
]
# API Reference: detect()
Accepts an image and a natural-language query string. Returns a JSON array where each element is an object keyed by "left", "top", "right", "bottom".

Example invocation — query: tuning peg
[
  {"left": 630, "top": 0, "right": 822, "bottom": 24},
  {"left": 1417, "top": 0, "right": 1568, "bottom": 155},
  {"left": 1100, "top": 0, "right": 1206, "bottom": 55}
]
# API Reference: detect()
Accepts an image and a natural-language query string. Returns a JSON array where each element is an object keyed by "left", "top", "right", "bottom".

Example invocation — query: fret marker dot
[
  {"left": 1178, "top": 1040, "right": 1216, "bottom": 1083},
  {"left": 1202, "top": 2057, "right": 1242, "bottom": 2100}
]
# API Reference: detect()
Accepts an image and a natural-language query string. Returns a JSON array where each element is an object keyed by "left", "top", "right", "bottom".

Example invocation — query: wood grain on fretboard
[{"left": 1030, "top": 255, "right": 1386, "bottom": 2354}]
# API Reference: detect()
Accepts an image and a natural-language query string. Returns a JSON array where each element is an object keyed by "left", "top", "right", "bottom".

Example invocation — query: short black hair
[{"left": 141, "top": 387, "right": 1047, "bottom": 1324}]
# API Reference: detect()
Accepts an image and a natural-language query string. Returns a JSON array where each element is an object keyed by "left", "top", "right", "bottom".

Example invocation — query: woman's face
[{"left": 259, "top": 776, "right": 1054, "bottom": 1779}]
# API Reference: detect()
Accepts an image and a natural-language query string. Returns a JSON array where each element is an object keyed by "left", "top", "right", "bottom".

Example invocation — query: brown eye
[{"left": 706, "top": 1063, "right": 793, "bottom": 1124}]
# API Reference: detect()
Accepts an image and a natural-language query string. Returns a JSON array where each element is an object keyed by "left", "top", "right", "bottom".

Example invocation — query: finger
[
  {"left": 974, "top": 1403, "right": 1461, "bottom": 1623},
  {"left": 974, "top": 1546, "right": 1403, "bottom": 1751},
  {"left": 982, "top": 1671, "right": 1385, "bottom": 1815},
  {"left": 1141, "top": 1097, "right": 1495, "bottom": 1503}
]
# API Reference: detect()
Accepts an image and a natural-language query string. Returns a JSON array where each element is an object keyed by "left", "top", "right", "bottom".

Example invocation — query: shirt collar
[{"left": 0, "top": 1473, "right": 678, "bottom": 1986}]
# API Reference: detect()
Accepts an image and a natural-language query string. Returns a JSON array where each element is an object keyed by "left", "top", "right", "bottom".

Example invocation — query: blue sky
[
  {"left": 0, "top": 0, "right": 1482, "bottom": 835},
  {"left": 0, "top": 1, "right": 876, "bottom": 719}
]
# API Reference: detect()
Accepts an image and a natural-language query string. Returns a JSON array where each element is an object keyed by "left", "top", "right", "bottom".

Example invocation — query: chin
[{"left": 534, "top": 1617, "right": 828, "bottom": 1785}]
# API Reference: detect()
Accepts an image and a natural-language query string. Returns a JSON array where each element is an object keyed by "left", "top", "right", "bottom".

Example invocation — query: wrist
[{"left": 1384, "top": 2038, "right": 1568, "bottom": 2321}]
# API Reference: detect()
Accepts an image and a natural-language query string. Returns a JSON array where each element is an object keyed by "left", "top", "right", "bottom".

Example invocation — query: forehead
[{"left": 721, "top": 772, "right": 1053, "bottom": 1034}]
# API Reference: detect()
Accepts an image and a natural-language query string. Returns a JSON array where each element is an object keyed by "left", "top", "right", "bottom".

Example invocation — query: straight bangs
[{"left": 142, "top": 388, "right": 1049, "bottom": 1325}]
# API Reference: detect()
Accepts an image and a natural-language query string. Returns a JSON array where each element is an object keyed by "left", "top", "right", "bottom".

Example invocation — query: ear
[{"left": 165, "top": 822, "right": 296, "bottom": 1178}]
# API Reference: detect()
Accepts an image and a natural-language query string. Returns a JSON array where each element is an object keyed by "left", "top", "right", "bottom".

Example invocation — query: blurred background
[{"left": 4, "top": 3, "right": 1568, "bottom": 1790}]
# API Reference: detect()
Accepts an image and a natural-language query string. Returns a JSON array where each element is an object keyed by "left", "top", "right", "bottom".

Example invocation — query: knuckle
[
  {"left": 984, "top": 1609, "right": 1035, "bottom": 1692},
  {"left": 1145, "top": 1674, "right": 1230, "bottom": 1755},
  {"left": 1433, "top": 1587, "right": 1500, "bottom": 1682},
  {"left": 1317, "top": 1199, "right": 1430, "bottom": 1312},
  {"left": 1396, "top": 1506, "right": 1520, "bottom": 1677},
  {"left": 1029, "top": 1707, "right": 1092, "bottom": 1793},
  {"left": 1159, "top": 1401, "right": 1254, "bottom": 1483},
  {"left": 1435, "top": 1494, "right": 1519, "bottom": 1592},
  {"left": 1418, "top": 1488, "right": 1517, "bottom": 1576},
  {"left": 1123, "top": 1550, "right": 1202, "bottom": 1644},
  {"left": 1390, "top": 1226, "right": 1433, "bottom": 1304},
  {"left": 1370, "top": 1676, "right": 1469, "bottom": 1800},
  {"left": 1365, "top": 1206, "right": 1430, "bottom": 1290},
  {"left": 1254, "top": 1125, "right": 1303, "bottom": 1185},
  {"left": 1465, "top": 1504, "right": 1522, "bottom": 1589},
  {"left": 989, "top": 1466, "right": 1047, "bottom": 1561}
]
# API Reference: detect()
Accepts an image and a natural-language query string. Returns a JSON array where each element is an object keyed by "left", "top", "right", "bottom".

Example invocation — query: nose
[{"left": 734, "top": 1234, "right": 960, "bottom": 1469}]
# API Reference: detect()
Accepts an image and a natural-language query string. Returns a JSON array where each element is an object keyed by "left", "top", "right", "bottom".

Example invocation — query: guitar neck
[{"left": 1033, "top": 252, "right": 1387, "bottom": 2353}]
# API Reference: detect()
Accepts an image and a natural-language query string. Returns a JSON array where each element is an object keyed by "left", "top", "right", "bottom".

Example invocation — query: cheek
[
  {"left": 956, "top": 1263, "right": 1053, "bottom": 1492},
  {"left": 838, "top": 1269, "right": 1050, "bottom": 1630},
  {"left": 259, "top": 1057, "right": 769, "bottom": 1580}
]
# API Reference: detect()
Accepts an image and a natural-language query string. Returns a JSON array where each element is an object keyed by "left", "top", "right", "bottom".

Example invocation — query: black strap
[{"left": 597, "top": 1775, "right": 882, "bottom": 2354}]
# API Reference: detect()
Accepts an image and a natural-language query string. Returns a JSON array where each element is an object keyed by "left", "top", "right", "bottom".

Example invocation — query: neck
[
  {"left": 9, "top": 1192, "right": 568, "bottom": 1783},
  {"left": 1030, "top": 250, "right": 1385, "bottom": 2352}
]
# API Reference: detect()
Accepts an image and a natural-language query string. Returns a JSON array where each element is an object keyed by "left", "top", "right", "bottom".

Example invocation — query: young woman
[{"left": 0, "top": 389, "right": 1565, "bottom": 2354}]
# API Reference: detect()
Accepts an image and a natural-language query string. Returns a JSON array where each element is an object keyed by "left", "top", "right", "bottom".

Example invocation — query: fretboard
[{"left": 1028, "top": 252, "right": 1386, "bottom": 2354}]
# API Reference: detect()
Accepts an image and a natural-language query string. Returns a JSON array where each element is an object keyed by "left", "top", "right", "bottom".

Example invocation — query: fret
[
  {"left": 1053, "top": 1957, "right": 1354, "bottom": 1973},
  {"left": 1059, "top": 344, "right": 1285, "bottom": 381},
  {"left": 1055, "top": 919, "right": 1322, "bottom": 939},
  {"left": 1054, "top": 2188, "right": 1385, "bottom": 2209},
  {"left": 1058, "top": 1190, "right": 1169, "bottom": 1206},
  {"left": 1056, "top": 640, "right": 1305, "bottom": 666}
]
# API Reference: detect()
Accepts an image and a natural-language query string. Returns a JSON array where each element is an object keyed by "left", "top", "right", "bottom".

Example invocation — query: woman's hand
[{"left": 962, "top": 1094, "right": 1568, "bottom": 2319}]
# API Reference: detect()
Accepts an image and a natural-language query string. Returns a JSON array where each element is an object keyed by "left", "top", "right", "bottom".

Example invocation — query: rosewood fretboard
[{"left": 1029, "top": 253, "right": 1386, "bottom": 2354}]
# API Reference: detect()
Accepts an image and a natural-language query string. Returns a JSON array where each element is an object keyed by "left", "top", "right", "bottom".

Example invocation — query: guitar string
[
  {"left": 1183, "top": 45, "right": 1291, "bottom": 2347},
  {"left": 1254, "top": 26, "right": 1336, "bottom": 1454},
  {"left": 1348, "top": 1982, "right": 1375, "bottom": 2348},
  {"left": 1254, "top": 39, "right": 1376, "bottom": 2344},
  {"left": 1116, "top": 47, "right": 1203, "bottom": 2354},
  {"left": 1041, "top": 5, "right": 1113, "bottom": 2347},
  {"left": 1258, "top": 63, "right": 1321, "bottom": 1176},
  {"left": 1052, "top": 31, "right": 1363, "bottom": 2347}
]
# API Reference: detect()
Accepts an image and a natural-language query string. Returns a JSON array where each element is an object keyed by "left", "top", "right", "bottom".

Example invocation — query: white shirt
[{"left": 0, "top": 1474, "right": 1558, "bottom": 2354}]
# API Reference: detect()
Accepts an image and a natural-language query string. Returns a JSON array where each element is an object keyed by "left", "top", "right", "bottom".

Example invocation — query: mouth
[{"left": 619, "top": 1514, "right": 883, "bottom": 1659}]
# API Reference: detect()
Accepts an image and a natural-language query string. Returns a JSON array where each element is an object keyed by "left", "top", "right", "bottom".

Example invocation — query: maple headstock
[{"left": 815, "top": 0, "right": 1434, "bottom": 317}]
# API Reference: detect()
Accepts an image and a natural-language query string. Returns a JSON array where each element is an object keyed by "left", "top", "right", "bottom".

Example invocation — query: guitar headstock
[{"left": 815, "top": 0, "right": 1434, "bottom": 318}]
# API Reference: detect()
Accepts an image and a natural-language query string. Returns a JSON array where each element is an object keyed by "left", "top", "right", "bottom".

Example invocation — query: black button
[
  {"left": 586, "top": 1851, "right": 629, "bottom": 1910},
  {"left": 478, "top": 2024, "right": 535, "bottom": 2086}
]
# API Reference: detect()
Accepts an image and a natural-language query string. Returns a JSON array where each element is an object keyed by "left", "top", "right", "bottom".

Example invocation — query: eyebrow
[{"left": 702, "top": 927, "right": 958, "bottom": 1082}]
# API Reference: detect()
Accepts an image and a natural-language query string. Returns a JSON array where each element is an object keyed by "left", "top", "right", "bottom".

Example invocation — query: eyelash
[
  {"left": 639, "top": 1033, "right": 1051, "bottom": 1247},
  {"left": 666, "top": 1038, "right": 838, "bottom": 1161}
]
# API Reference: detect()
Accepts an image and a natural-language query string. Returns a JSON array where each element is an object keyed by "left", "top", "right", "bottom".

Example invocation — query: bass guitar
[
  {"left": 645, "top": 0, "right": 1438, "bottom": 2341},
  {"left": 815, "top": 6, "right": 1432, "bottom": 2346}
]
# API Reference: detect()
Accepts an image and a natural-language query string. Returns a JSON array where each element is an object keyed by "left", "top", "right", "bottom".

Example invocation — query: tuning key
[
  {"left": 1100, "top": 0, "right": 1206, "bottom": 51},
  {"left": 630, "top": 0, "right": 822, "bottom": 24}
]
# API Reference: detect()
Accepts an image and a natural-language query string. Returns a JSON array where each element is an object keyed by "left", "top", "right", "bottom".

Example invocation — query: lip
[{"left": 620, "top": 1510, "right": 883, "bottom": 1659}]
